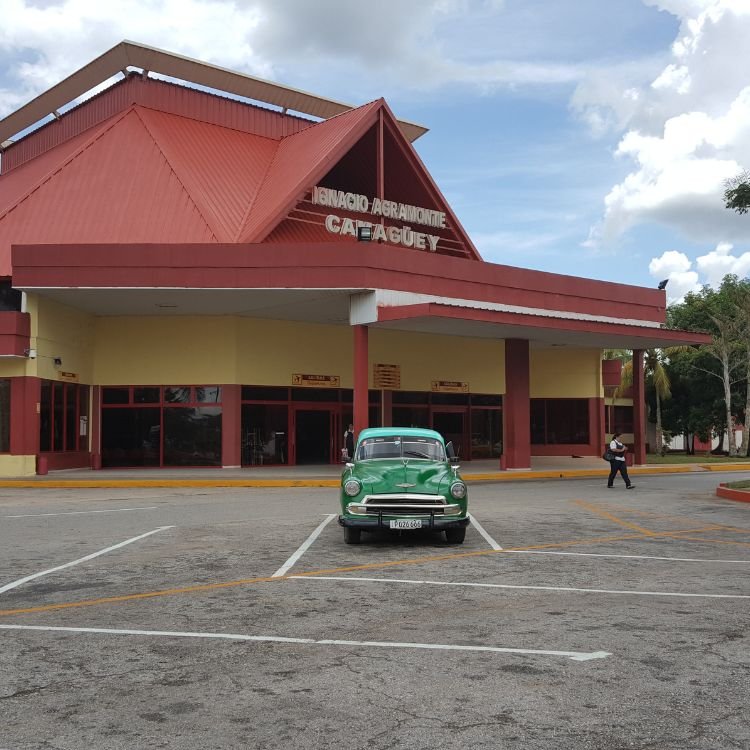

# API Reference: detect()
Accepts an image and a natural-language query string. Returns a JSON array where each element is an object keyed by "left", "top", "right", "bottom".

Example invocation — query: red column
[
  {"left": 10, "top": 376, "right": 40, "bottom": 457},
  {"left": 590, "top": 396, "right": 605, "bottom": 455},
  {"left": 381, "top": 389, "right": 392, "bottom": 427},
  {"left": 632, "top": 349, "right": 646, "bottom": 465},
  {"left": 353, "top": 325, "right": 369, "bottom": 438},
  {"left": 221, "top": 384, "right": 241, "bottom": 468},
  {"left": 501, "top": 339, "right": 530, "bottom": 470},
  {"left": 90, "top": 385, "right": 102, "bottom": 469}
]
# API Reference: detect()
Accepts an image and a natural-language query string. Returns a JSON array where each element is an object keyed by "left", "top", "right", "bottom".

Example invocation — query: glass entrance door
[
  {"left": 293, "top": 408, "right": 334, "bottom": 465},
  {"left": 432, "top": 409, "right": 467, "bottom": 460}
]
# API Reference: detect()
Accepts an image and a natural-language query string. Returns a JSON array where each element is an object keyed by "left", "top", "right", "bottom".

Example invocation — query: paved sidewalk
[{"left": 1, "top": 457, "right": 749, "bottom": 487}]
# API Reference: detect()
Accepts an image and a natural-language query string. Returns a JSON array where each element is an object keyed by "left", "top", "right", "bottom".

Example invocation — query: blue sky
[{"left": 1, "top": 0, "right": 749, "bottom": 298}]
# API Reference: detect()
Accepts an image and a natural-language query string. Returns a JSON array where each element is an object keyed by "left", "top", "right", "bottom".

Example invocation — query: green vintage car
[{"left": 338, "top": 427, "right": 469, "bottom": 545}]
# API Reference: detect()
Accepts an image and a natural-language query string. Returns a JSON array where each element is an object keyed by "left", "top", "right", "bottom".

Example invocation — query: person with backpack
[{"left": 607, "top": 432, "right": 634, "bottom": 489}]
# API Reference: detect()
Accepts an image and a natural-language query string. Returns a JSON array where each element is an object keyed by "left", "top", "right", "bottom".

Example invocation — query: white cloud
[
  {"left": 581, "top": 0, "right": 750, "bottom": 250},
  {"left": 0, "top": 0, "right": 271, "bottom": 118},
  {"left": 0, "top": 0, "right": 586, "bottom": 124},
  {"left": 695, "top": 242, "right": 750, "bottom": 287},
  {"left": 649, "top": 241, "right": 750, "bottom": 302}
]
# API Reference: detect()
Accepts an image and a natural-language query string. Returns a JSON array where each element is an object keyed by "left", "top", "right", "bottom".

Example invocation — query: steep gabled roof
[
  {"left": 238, "top": 100, "right": 382, "bottom": 243},
  {"left": 242, "top": 98, "right": 482, "bottom": 260}
]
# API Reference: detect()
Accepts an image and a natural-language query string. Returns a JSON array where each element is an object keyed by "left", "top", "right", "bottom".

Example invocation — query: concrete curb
[
  {"left": 716, "top": 483, "right": 750, "bottom": 503},
  {"left": 0, "top": 463, "right": 749, "bottom": 488}
]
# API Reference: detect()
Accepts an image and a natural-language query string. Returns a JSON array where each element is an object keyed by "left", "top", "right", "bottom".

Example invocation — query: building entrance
[
  {"left": 294, "top": 408, "right": 333, "bottom": 464},
  {"left": 432, "top": 409, "right": 466, "bottom": 459}
]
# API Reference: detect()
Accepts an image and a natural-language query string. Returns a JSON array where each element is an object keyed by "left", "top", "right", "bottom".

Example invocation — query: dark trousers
[{"left": 607, "top": 459, "right": 631, "bottom": 487}]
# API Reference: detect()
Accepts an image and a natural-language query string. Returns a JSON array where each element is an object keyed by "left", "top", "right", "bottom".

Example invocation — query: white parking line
[
  {"left": 507, "top": 550, "right": 750, "bottom": 564},
  {"left": 291, "top": 575, "right": 750, "bottom": 600},
  {"left": 0, "top": 624, "right": 611, "bottom": 662},
  {"left": 468, "top": 513, "right": 502, "bottom": 550},
  {"left": 272, "top": 514, "right": 337, "bottom": 578},
  {"left": 0, "top": 526, "right": 174, "bottom": 595},
  {"left": 5, "top": 507, "right": 158, "bottom": 519}
]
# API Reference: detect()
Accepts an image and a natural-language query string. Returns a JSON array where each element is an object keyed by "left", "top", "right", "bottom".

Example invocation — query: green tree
[
  {"left": 618, "top": 348, "right": 687, "bottom": 453},
  {"left": 724, "top": 170, "right": 750, "bottom": 215},
  {"left": 668, "top": 276, "right": 749, "bottom": 456}
]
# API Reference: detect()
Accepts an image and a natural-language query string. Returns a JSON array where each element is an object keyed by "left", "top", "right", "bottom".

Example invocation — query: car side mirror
[
  {"left": 446, "top": 441, "right": 459, "bottom": 463},
  {"left": 345, "top": 462, "right": 354, "bottom": 469}
]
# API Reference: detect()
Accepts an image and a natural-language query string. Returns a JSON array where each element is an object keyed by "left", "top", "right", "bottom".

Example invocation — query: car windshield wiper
[{"left": 403, "top": 450, "right": 432, "bottom": 459}]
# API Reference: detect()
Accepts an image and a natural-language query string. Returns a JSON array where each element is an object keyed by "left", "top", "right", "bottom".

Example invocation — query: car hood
[{"left": 351, "top": 460, "right": 453, "bottom": 495}]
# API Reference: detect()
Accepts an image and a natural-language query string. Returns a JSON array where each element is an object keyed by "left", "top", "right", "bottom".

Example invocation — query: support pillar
[
  {"left": 381, "top": 389, "right": 392, "bottom": 428},
  {"left": 632, "top": 349, "right": 646, "bottom": 465},
  {"left": 221, "top": 384, "right": 241, "bottom": 468},
  {"left": 353, "top": 325, "right": 369, "bottom": 438},
  {"left": 10, "top": 376, "right": 40, "bottom": 457},
  {"left": 501, "top": 339, "right": 530, "bottom": 470},
  {"left": 90, "top": 385, "right": 102, "bottom": 469}
]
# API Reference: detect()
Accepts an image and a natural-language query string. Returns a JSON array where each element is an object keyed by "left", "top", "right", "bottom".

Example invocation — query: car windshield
[{"left": 356, "top": 436, "right": 445, "bottom": 461}]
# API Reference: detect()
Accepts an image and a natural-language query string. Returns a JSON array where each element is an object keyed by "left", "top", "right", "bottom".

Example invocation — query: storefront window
[
  {"left": 39, "top": 381, "right": 89, "bottom": 453},
  {"left": 0, "top": 379, "right": 10, "bottom": 452},
  {"left": 531, "top": 399, "right": 589, "bottom": 445},
  {"left": 102, "top": 407, "right": 160, "bottom": 467},
  {"left": 393, "top": 406, "right": 430, "bottom": 428},
  {"left": 242, "top": 404, "right": 288, "bottom": 465},
  {"left": 164, "top": 406, "right": 222, "bottom": 466},
  {"left": 607, "top": 405, "right": 633, "bottom": 434},
  {"left": 101, "top": 385, "right": 223, "bottom": 467},
  {"left": 471, "top": 409, "right": 502, "bottom": 459}
]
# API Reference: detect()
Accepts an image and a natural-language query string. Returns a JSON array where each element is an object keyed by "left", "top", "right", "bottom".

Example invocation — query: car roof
[{"left": 357, "top": 427, "right": 445, "bottom": 444}]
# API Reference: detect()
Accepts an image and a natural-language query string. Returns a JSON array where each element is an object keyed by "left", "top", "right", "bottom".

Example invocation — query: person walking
[
  {"left": 607, "top": 432, "right": 634, "bottom": 489},
  {"left": 344, "top": 423, "right": 355, "bottom": 461}
]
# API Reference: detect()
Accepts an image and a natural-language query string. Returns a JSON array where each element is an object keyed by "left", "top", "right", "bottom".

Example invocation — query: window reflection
[
  {"left": 164, "top": 407, "right": 222, "bottom": 466},
  {"left": 242, "top": 404, "right": 288, "bottom": 465}
]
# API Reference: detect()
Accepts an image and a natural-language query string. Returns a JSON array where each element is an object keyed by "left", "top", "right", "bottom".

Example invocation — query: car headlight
[
  {"left": 344, "top": 478, "right": 361, "bottom": 497},
  {"left": 450, "top": 482, "right": 467, "bottom": 500}
]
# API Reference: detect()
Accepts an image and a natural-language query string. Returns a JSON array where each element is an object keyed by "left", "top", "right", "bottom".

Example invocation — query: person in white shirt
[{"left": 607, "top": 432, "right": 634, "bottom": 489}]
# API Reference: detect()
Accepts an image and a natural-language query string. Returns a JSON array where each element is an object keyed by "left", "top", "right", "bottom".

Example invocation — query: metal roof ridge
[
  {"left": 0, "top": 40, "right": 428, "bottom": 145},
  {"left": 132, "top": 107, "right": 220, "bottom": 243}
]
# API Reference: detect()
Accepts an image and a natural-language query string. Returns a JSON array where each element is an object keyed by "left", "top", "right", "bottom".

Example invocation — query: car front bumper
[{"left": 338, "top": 514, "right": 470, "bottom": 530}]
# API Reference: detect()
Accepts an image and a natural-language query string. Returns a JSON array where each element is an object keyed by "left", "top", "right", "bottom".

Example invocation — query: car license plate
[{"left": 390, "top": 519, "right": 422, "bottom": 530}]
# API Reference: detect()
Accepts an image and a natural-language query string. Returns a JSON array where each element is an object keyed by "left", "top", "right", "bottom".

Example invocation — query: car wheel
[
  {"left": 445, "top": 527, "right": 466, "bottom": 544},
  {"left": 344, "top": 527, "right": 361, "bottom": 545}
]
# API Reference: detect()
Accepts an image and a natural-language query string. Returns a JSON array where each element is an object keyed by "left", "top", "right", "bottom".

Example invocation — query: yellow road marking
[
  {"left": 573, "top": 500, "right": 657, "bottom": 536},
  {"left": 1, "top": 523, "right": 739, "bottom": 619},
  {"left": 0, "top": 532, "right": 651, "bottom": 618},
  {"left": 661, "top": 535, "right": 750, "bottom": 549},
  {"left": 596, "top": 505, "right": 750, "bottom": 534}
]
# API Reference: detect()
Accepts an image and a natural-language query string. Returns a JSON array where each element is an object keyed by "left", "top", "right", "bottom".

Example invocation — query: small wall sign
[
  {"left": 292, "top": 373, "right": 340, "bottom": 388},
  {"left": 431, "top": 380, "right": 469, "bottom": 393},
  {"left": 373, "top": 363, "right": 401, "bottom": 389}
]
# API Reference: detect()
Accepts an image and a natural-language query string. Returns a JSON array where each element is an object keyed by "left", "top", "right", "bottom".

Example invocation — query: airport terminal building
[{"left": 0, "top": 42, "right": 708, "bottom": 476}]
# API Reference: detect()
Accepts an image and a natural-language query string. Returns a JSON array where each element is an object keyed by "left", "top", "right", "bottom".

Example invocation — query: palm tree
[{"left": 618, "top": 348, "right": 689, "bottom": 453}]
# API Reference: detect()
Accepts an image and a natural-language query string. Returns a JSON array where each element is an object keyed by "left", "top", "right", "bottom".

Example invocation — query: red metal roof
[
  {"left": 0, "top": 109, "right": 217, "bottom": 274},
  {"left": 238, "top": 100, "right": 382, "bottom": 243},
  {"left": 0, "top": 80, "right": 480, "bottom": 276}
]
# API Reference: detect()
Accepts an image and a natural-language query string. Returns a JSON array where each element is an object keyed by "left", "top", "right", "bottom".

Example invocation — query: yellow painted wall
[
  {"left": 94, "top": 317, "right": 239, "bottom": 384},
  {"left": 90, "top": 317, "right": 509, "bottom": 392},
  {"left": 530, "top": 348, "right": 603, "bottom": 398},
  {"left": 370, "top": 329, "right": 505, "bottom": 393},
  {"left": 30, "top": 294, "right": 96, "bottom": 382},
  {"left": 236, "top": 319, "right": 352, "bottom": 386},
  {"left": 0, "top": 455, "right": 36, "bottom": 476}
]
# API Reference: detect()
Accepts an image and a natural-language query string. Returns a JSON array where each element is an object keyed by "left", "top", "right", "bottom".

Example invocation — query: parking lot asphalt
[{"left": 0, "top": 473, "right": 748, "bottom": 750}]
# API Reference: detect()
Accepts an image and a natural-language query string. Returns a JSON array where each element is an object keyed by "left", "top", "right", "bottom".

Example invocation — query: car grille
[{"left": 361, "top": 493, "right": 449, "bottom": 516}]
